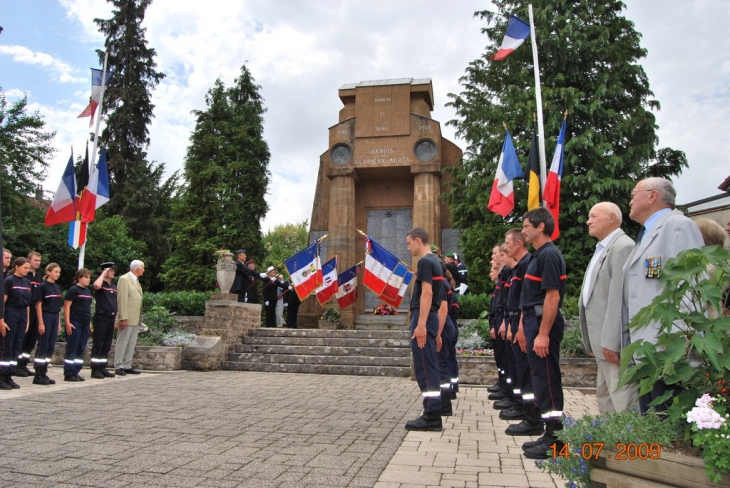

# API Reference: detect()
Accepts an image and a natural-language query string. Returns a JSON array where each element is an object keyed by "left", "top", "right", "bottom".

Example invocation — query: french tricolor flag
[
  {"left": 363, "top": 237, "right": 399, "bottom": 296},
  {"left": 488, "top": 130, "right": 524, "bottom": 218},
  {"left": 284, "top": 241, "right": 323, "bottom": 300},
  {"left": 78, "top": 147, "right": 110, "bottom": 223},
  {"left": 336, "top": 264, "right": 360, "bottom": 309},
  {"left": 490, "top": 16, "right": 530, "bottom": 61},
  {"left": 379, "top": 263, "right": 414, "bottom": 309},
  {"left": 45, "top": 151, "right": 78, "bottom": 226},
  {"left": 68, "top": 219, "right": 87, "bottom": 249},
  {"left": 78, "top": 68, "right": 112, "bottom": 127},
  {"left": 544, "top": 117, "right": 566, "bottom": 240},
  {"left": 315, "top": 256, "right": 339, "bottom": 305}
]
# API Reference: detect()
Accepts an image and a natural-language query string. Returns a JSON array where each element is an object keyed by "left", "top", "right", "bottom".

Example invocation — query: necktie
[{"left": 635, "top": 225, "right": 645, "bottom": 244}]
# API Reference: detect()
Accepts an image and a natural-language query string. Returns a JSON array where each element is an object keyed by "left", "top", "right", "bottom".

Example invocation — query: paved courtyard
[{"left": 0, "top": 369, "right": 597, "bottom": 487}]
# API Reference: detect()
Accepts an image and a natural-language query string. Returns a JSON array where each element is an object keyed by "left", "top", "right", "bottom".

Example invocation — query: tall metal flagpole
[
  {"left": 78, "top": 50, "right": 109, "bottom": 270},
  {"left": 528, "top": 4, "right": 548, "bottom": 205}
]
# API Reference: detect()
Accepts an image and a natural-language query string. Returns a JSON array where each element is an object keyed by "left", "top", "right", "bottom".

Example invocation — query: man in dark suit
[
  {"left": 579, "top": 202, "right": 638, "bottom": 413},
  {"left": 230, "top": 250, "right": 249, "bottom": 303},
  {"left": 623, "top": 178, "right": 704, "bottom": 413}
]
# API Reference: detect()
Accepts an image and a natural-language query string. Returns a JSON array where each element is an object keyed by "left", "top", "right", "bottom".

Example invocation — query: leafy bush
[
  {"left": 143, "top": 291, "right": 211, "bottom": 316},
  {"left": 456, "top": 319, "right": 492, "bottom": 351},
  {"left": 458, "top": 293, "right": 491, "bottom": 319},
  {"left": 321, "top": 307, "right": 341, "bottom": 323},
  {"left": 561, "top": 318, "right": 588, "bottom": 358},
  {"left": 562, "top": 294, "right": 579, "bottom": 319}
]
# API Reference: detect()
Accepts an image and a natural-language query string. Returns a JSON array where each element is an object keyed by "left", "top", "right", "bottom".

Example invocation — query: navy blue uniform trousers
[
  {"left": 523, "top": 310, "right": 564, "bottom": 419},
  {"left": 410, "top": 309, "right": 442, "bottom": 415}
]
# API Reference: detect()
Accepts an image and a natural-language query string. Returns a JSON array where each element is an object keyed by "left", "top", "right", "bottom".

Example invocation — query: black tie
[{"left": 635, "top": 226, "right": 645, "bottom": 244}]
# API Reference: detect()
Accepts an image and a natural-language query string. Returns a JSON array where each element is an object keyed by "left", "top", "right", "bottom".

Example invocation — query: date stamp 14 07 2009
[{"left": 550, "top": 442, "right": 663, "bottom": 461}]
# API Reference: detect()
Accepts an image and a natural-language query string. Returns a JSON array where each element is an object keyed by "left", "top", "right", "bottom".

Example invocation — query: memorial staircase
[{"left": 222, "top": 316, "right": 412, "bottom": 377}]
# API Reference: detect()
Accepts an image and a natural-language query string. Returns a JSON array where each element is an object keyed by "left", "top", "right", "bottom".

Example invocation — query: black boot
[
  {"left": 405, "top": 412, "right": 443, "bottom": 431},
  {"left": 15, "top": 358, "right": 30, "bottom": 377},
  {"left": 506, "top": 406, "right": 544, "bottom": 436},
  {"left": 33, "top": 364, "right": 51, "bottom": 385},
  {"left": 91, "top": 367, "right": 105, "bottom": 379},
  {"left": 499, "top": 404, "right": 526, "bottom": 420},
  {"left": 6, "top": 376, "right": 20, "bottom": 389},
  {"left": 523, "top": 420, "right": 563, "bottom": 459},
  {"left": 100, "top": 367, "right": 115, "bottom": 378},
  {"left": 493, "top": 397, "right": 517, "bottom": 410},
  {"left": 43, "top": 364, "right": 56, "bottom": 384},
  {"left": 440, "top": 390, "right": 453, "bottom": 416},
  {"left": 0, "top": 375, "right": 12, "bottom": 390},
  {"left": 488, "top": 390, "right": 507, "bottom": 400},
  {"left": 487, "top": 382, "right": 502, "bottom": 393}
]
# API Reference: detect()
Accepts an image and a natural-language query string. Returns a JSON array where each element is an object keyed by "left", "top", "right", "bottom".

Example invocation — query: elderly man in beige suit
[
  {"left": 579, "top": 202, "right": 638, "bottom": 413},
  {"left": 114, "top": 260, "right": 145, "bottom": 375}
]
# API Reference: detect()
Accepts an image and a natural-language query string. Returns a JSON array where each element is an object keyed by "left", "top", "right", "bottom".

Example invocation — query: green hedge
[
  {"left": 143, "top": 291, "right": 211, "bottom": 316},
  {"left": 458, "top": 293, "right": 491, "bottom": 319}
]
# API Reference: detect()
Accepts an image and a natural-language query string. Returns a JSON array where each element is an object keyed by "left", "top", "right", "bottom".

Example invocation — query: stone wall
[
  {"left": 192, "top": 298, "right": 261, "bottom": 369},
  {"left": 457, "top": 356, "right": 597, "bottom": 388},
  {"left": 51, "top": 343, "right": 182, "bottom": 371}
]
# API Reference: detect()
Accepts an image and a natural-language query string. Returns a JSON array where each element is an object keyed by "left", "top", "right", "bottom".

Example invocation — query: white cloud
[
  {"left": 3, "top": 88, "right": 28, "bottom": 99},
  {"left": 0, "top": 45, "right": 85, "bottom": 83}
]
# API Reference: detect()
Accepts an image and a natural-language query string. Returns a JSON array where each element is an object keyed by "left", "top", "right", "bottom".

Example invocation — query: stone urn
[{"left": 215, "top": 254, "right": 237, "bottom": 293}]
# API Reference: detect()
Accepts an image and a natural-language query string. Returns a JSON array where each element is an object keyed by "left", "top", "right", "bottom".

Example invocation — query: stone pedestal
[
  {"left": 216, "top": 256, "right": 236, "bottom": 293},
  {"left": 200, "top": 299, "right": 261, "bottom": 367},
  {"left": 182, "top": 336, "right": 223, "bottom": 371}
]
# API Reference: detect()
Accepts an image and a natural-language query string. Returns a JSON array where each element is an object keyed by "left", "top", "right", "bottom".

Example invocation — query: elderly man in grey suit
[
  {"left": 623, "top": 178, "right": 704, "bottom": 413},
  {"left": 114, "top": 260, "right": 145, "bottom": 376},
  {"left": 579, "top": 202, "right": 638, "bottom": 413}
]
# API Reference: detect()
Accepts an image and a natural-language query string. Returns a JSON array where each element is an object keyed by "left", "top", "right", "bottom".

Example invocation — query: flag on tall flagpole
[
  {"left": 488, "top": 129, "right": 524, "bottom": 218},
  {"left": 527, "top": 121, "right": 541, "bottom": 210},
  {"left": 378, "top": 264, "right": 414, "bottom": 309},
  {"left": 544, "top": 115, "right": 567, "bottom": 240},
  {"left": 315, "top": 256, "right": 339, "bottom": 305},
  {"left": 363, "top": 237, "right": 399, "bottom": 295},
  {"left": 78, "top": 147, "right": 110, "bottom": 222},
  {"left": 68, "top": 220, "right": 87, "bottom": 249},
  {"left": 336, "top": 264, "right": 360, "bottom": 309},
  {"left": 490, "top": 15, "right": 530, "bottom": 61},
  {"left": 284, "top": 241, "right": 323, "bottom": 300},
  {"left": 77, "top": 68, "right": 113, "bottom": 127},
  {"left": 45, "top": 151, "right": 78, "bottom": 226}
]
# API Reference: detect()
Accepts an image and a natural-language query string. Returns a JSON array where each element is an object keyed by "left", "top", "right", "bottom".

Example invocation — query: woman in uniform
[
  {"left": 1, "top": 257, "right": 32, "bottom": 390},
  {"left": 63, "top": 268, "right": 93, "bottom": 382},
  {"left": 34, "top": 263, "right": 62, "bottom": 385}
]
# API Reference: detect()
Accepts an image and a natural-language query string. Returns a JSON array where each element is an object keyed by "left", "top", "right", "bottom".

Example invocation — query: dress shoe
[
  {"left": 115, "top": 368, "right": 126, "bottom": 376},
  {"left": 405, "top": 414, "right": 443, "bottom": 432},
  {"left": 499, "top": 405, "right": 526, "bottom": 420},
  {"left": 488, "top": 390, "right": 507, "bottom": 400},
  {"left": 91, "top": 369, "right": 105, "bottom": 379},
  {"left": 100, "top": 368, "right": 115, "bottom": 378},
  {"left": 487, "top": 383, "right": 503, "bottom": 393},
  {"left": 523, "top": 436, "right": 562, "bottom": 460},
  {"left": 64, "top": 375, "right": 81, "bottom": 382},
  {"left": 33, "top": 375, "right": 51, "bottom": 386},
  {"left": 124, "top": 368, "right": 141, "bottom": 374},
  {"left": 506, "top": 418, "right": 545, "bottom": 436},
  {"left": 6, "top": 377, "right": 20, "bottom": 389},
  {"left": 492, "top": 398, "right": 516, "bottom": 410},
  {"left": 75, "top": 374, "right": 85, "bottom": 381}
]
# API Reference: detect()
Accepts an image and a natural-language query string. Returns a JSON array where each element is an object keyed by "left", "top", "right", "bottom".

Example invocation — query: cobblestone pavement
[{"left": 0, "top": 368, "right": 597, "bottom": 487}]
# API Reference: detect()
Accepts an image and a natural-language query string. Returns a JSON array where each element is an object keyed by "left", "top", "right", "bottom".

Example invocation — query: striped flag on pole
[
  {"left": 543, "top": 115, "right": 567, "bottom": 240},
  {"left": 363, "top": 237, "right": 399, "bottom": 295},
  {"left": 315, "top": 256, "right": 339, "bottom": 305}
]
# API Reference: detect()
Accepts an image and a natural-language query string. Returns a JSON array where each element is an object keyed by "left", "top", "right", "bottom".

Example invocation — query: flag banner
[
  {"left": 380, "top": 261, "right": 410, "bottom": 301},
  {"left": 544, "top": 117, "right": 566, "bottom": 240},
  {"left": 68, "top": 219, "right": 87, "bottom": 249},
  {"left": 490, "top": 15, "right": 530, "bottom": 61},
  {"left": 378, "top": 266, "right": 414, "bottom": 309},
  {"left": 315, "top": 256, "right": 339, "bottom": 305},
  {"left": 78, "top": 147, "right": 110, "bottom": 222},
  {"left": 78, "top": 68, "right": 113, "bottom": 127},
  {"left": 336, "top": 264, "right": 360, "bottom": 309},
  {"left": 284, "top": 241, "right": 323, "bottom": 300},
  {"left": 527, "top": 122, "right": 541, "bottom": 211},
  {"left": 488, "top": 129, "right": 524, "bottom": 218},
  {"left": 45, "top": 151, "right": 77, "bottom": 226},
  {"left": 363, "top": 237, "right": 399, "bottom": 295}
]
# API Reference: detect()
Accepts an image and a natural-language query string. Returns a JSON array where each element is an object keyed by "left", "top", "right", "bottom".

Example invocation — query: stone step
[
  {"left": 251, "top": 328, "right": 410, "bottom": 339},
  {"left": 233, "top": 344, "right": 411, "bottom": 357},
  {"left": 354, "top": 315, "right": 408, "bottom": 327},
  {"left": 221, "top": 361, "right": 410, "bottom": 377},
  {"left": 227, "top": 352, "right": 412, "bottom": 367},
  {"left": 242, "top": 336, "right": 411, "bottom": 348}
]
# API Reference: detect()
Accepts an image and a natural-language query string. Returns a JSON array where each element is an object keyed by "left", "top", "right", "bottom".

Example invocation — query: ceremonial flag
[
  {"left": 68, "top": 219, "right": 87, "bottom": 249},
  {"left": 527, "top": 121, "right": 541, "bottom": 211},
  {"left": 363, "top": 237, "right": 399, "bottom": 295},
  {"left": 77, "top": 68, "right": 112, "bottom": 127},
  {"left": 379, "top": 265, "right": 414, "bottom": 309},
  {"left": 78, "top": 147, "right": 110, "bottom": 222},
  {"left": 315, "top": 256, "right": 339, "bottom": 305},
  {"left": 336, "top": 264, "right": 360, "bottom": 309},
  {"left": 284, "top": 241, "right": 323, "bottom": 300},
  {"left": 44, "top": 151, "right": 77, "bottom": 226},
  {"left": 380, "top": 262, "right": 409, "bottom": 302},
  {"left": 488, "top": 129, "right": 524, "bottom": 218},
  {"left": 544, "top": 116, "right": 567, "bottom": 240},
  {"left": 490, "top": 15, "right": 530, "bottom": 61}
]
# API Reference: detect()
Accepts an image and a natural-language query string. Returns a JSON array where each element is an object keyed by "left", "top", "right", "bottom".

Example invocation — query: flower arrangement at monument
[
  {"left": 372, "top": 303, "right": 398, "bottom": 315},
  {"left": 321, "top": 307, "right": 341, "bottom": 323},
  {"left": 213, "top": 248, "right": 233, "bottom": 261}
]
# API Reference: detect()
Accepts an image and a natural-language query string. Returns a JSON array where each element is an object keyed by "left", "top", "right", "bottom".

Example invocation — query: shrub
[
  {"left": 561, "top": 318, "right": 588, "bottom": 358},
  {"left": 458, "top": 293, "right": 491, "bottom": 319},
  {"left": 321, "top": 307, "right": 341, "bottom": 323},
  {"left": 143, "top": 291, "right": 210, "bottom": 316}
]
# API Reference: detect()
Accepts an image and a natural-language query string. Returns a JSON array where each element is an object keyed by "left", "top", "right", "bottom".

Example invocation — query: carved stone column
[
  {"left": 412, "top": 167, "right": 441, "bottom": 249},
  {"left": 327, "top": 168, "right": 357, "bottom": 327}
]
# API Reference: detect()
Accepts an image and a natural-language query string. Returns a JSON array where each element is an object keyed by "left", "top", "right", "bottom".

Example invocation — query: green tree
[
  {"left": 0, "top": 89, "right": 55, "bottom": 224},
  {"left": 445, "top": 0, "right": 687, "bottom": 295},
  {"left": 94, "top": 0, "right": 174, "bottom": 291},
  {"left": 262, "top": 220, "right": 309, "bottom": 271},
  {"left": 162, "top": 65, "right": 271, "bottom": 291}
]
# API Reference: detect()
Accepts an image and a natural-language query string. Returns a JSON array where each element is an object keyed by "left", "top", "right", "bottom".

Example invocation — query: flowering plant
[
  {"left": 456, "top": 348, "right": 493, "bottom": 356},
  {"left": 373, "top": 303, "right": 398, "bottom": 315},
  {"left": 687, "top": 394, "right": 730, "bottom": 482},
  {"left": 213, "top": 248, "right": 234, "bottom": 260},
  {"left": 321, "top": 307, "right": 341, "bottom": 323}
]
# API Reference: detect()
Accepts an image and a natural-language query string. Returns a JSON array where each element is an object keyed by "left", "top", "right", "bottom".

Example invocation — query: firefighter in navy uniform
[
  {"left": 33, "top": 263, "right": 63, "bottom": 385},
  {"left": 1, "top": 257, "right": 33, "bottom": 390},
  {"left": 17, "top": 251, "right": 43, "bottom": 377},
  {"left": 90, "top": 262, "right": 118, "bottom": 379}
]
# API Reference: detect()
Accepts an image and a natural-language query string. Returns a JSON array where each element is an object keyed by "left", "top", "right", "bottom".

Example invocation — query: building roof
[
  {"left": 719, "top": 175, "right": 730, "bottom": 192},
  {"left": 338, "top": 78, "right": 431, "bottom": 90}
]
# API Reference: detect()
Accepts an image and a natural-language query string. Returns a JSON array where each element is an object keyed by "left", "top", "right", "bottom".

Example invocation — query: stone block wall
[
  {"left": 199, "top": 299, "right": 261, "bottom": 367},
  {"left": 456, "top": 356, "right": 597, "bottom": 388}
]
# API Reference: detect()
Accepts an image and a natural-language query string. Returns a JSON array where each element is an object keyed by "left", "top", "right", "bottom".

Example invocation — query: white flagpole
[
  {"left": 528, "top": 4, "right": 547, "bottom": 205},
  {"left": 78, "top": 50, "right": 110, "bottom": 270}
]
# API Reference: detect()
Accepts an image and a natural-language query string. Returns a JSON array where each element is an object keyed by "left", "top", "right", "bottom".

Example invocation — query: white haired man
[{"left": 114, "top": 260, "right": 145, "bottom": 375}]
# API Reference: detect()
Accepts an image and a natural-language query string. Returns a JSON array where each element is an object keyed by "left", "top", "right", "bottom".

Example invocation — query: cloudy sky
[{"left": 1, "top": 0, "right": 728, "bottom": 232}]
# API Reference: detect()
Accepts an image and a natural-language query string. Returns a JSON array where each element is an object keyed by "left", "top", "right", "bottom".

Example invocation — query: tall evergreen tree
[
  {"left": 94, "top": 0, "right": 172, "bottom": 290},
  {"left": 445, "top": 0, "right": 687, "bottom": 295},
  {"left": 162, "top": 65, "right": 271, "bottom": 290}
]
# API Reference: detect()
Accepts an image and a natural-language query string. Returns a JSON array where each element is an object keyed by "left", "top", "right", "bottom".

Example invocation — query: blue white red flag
[
  {"left": 488, "top": 130, "right": 523, "bottom": 218},
  {"left": 315, "top": 256, "right": 339, "bottom": 305},
  {"left": 68, "top": 219, "right": 87, "bottom": 249},
  {"left": 78, "top": 147, "right": 110, "bottom": 222},
  {"left": 363, "top": 237, "right": 399, "bottom": 295},
  {"left": 379, "top": 263, "right": 414, "bottom": 309},
  {"left": 336, "top": 264, "right": 360, "bottom": 309},
  {"left": 490, "top": 16, "right": 530, "bottom": 61},
  {"left": 284, "top": 241, "right": 323, "bottom": 300},
  {"left": 544, "top": 117, "right": 566, "bottom": 239},
  {"left": 45, "top": 151, "right": 78, "bottom": 226},
  {"left": 78, "top": 68, "right": 112, "bottom": 127}
]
